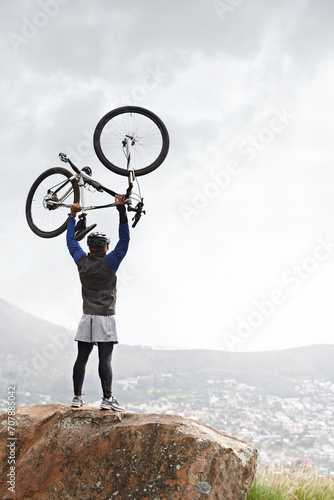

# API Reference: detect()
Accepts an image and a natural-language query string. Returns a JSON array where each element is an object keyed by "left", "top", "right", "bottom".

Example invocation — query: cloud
[{"left": 1, "top": 0, "right": 334, "bottom": 352}]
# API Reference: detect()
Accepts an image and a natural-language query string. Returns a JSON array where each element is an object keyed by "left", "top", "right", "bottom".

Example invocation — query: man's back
[
  {"left": 66, "top": 212, "right": 130, "bottom": 315},
  {"left": 78, "top": 252, "right": 117, "bottom": 316}
]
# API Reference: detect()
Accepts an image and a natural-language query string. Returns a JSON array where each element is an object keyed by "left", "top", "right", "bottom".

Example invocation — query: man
[{"left": 66, "top": 195, "right": 130, "bottom": 411}]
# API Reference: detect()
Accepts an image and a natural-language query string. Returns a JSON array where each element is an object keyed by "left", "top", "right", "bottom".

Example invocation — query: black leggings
[{"left": 73, "top": 341, "right": 114, "bottom": 399}]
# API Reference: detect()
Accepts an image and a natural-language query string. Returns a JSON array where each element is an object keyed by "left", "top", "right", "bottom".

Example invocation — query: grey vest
[{"left": 77, "top": 253, "right": 117, "bottom": 316}]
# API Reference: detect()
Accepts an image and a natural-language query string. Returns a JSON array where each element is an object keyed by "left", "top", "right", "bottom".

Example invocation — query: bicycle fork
[{"left": 124, "top": 136, "right": 135, "bottom": 207}]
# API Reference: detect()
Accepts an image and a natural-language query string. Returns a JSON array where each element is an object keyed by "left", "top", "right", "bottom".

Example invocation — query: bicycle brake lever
[
  {"left": 59, "top": 153, "right": 68, "bottom": 163},
  {"left": 131, "top": 201, "right": 145, "bottom": 228},
  {"left": 132, "top": 213, "right": 142, "bottom": 228}
]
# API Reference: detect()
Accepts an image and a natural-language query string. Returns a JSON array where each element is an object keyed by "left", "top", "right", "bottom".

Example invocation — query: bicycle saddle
[
  {"left": 74, "top": 224, "right": 97, "bottom": 242},
  {"left": 74, "top": 213, "right": 97, "bottom": 241}
]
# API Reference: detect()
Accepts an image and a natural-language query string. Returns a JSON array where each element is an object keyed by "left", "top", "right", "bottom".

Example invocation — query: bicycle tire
[
  {"left": 25, "top": 167, "right": 80, "bottom": 238},
  {"left": 93, "top": 106, "right": 169, "bottom": 176}
]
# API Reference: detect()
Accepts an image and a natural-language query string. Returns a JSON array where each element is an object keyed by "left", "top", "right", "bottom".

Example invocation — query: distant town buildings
[
  {"left": 2, "top": 377, "right": 333, "bottom": 474},
  {"left": 116, "top": 376, "right": 334, "bottom": 475}
]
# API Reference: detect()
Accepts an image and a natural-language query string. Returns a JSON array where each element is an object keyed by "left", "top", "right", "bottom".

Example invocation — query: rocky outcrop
[{"left": 0, "top": 404, "right": 257, "bottom": 499}]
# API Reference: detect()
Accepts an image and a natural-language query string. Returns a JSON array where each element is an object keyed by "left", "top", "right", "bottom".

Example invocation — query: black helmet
[{"left": 87, "top": 232, "right": 110, "bottom": 251}]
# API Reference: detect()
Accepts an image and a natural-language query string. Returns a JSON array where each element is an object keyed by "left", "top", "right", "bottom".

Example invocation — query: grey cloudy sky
[{"left": 1, "top": 0, "right": 334, "bottom": 352}]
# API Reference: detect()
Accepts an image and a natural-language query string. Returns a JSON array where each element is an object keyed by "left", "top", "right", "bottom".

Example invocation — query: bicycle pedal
[{"left": 74, "top": 224, "right": 97, "bottom": 241}]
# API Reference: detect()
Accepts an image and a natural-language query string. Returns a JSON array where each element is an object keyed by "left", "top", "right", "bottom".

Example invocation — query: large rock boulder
[{"left": 0, "top": 404, "right": 257, "bottom": 499}]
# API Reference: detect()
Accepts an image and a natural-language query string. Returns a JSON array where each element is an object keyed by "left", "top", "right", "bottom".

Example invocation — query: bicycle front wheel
[
  {"left": 93, "top": 106, "right": 169, "bottom": 176},
  {"left": 25, "top": 167, "right": 80, "bottom": 238}
]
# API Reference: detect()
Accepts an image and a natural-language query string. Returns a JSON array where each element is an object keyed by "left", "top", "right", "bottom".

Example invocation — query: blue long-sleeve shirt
[
  {"left": 66, "top": 217, "right": 130, "bottom": 273},
  {"left": 66, "top": 217, "right": 130, "bottom": 315}
]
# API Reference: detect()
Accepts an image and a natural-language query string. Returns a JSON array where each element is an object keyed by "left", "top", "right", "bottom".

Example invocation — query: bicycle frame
[
  {"left": 52, "top": 149, "right": 139, "bottom": 214},
  {"left": 44, "top": 147, "right": 145, "bottom": 230},
  {"left": 70, "top": 165, "right": 123, "bottom": 213}
]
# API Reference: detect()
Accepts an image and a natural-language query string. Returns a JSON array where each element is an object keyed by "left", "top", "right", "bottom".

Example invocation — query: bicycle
[{"left": 25, "top": 106, "right": 169, "bottom": 239}]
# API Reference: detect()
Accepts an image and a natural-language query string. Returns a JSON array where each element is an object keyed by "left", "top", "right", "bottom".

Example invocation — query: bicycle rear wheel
[
  {"left": 93, "top": 106, "right": 169, "bottom": 176},
  {"left": 26, "top": 167, "right": 80, "bottom": 238}
]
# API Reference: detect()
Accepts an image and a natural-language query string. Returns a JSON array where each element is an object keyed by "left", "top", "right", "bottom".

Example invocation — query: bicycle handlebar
[{"left": 128, "top": 200, "right": 145, "bottom": 228}]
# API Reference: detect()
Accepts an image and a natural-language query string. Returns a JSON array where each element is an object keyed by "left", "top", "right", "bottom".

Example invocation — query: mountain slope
[
  {"left": 113, "top": 343, "right": 334, "bottom": 397},
  {"left": 0, "top": 296, "right": 74, "bottom": 352},
  {"left": 1, "top": 297, "right": 334, "bottom": 402}
]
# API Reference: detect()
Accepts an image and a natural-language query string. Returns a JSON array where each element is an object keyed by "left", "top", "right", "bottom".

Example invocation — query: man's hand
[
  {"left": 115, "top": 194, "right": 127, "bottom": 221},
  {"left": 115, "top": 194, "right": 125, "bottom": 205},
  {"left": 70, "top": 203, "right": 82, "bottom": 214}
]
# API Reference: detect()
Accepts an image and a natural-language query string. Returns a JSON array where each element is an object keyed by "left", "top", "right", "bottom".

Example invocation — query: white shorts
[{"left": 75, "top": 314, "right": 118, "bottom": 343}]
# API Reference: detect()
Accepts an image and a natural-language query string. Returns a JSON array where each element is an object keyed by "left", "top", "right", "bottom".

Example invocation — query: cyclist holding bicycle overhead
[{"left": 66, "top": 194, "right": 130, "bottom": 411}]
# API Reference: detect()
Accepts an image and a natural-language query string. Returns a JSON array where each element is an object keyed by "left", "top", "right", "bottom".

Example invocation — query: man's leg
[
  {"left": 73, "top": 341, "right": 94, "bottom": 397},
  {"left": 97, "top": 342, "right": 114, "bottom": 399}
]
